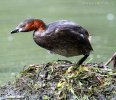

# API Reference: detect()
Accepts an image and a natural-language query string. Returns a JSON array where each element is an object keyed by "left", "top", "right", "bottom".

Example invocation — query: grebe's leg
[{"left": 76, "top": 54, "right": 89, "bottom": 66}]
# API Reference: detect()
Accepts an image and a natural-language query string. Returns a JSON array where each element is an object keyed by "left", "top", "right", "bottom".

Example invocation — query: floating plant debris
[{"left": 0, "top": 60, "right": 116, "bottom": 100}]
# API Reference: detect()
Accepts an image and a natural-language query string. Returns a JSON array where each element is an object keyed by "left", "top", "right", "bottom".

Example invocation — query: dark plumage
[{"left": 11, "top": 18, "right": 93, "bottom": 66}]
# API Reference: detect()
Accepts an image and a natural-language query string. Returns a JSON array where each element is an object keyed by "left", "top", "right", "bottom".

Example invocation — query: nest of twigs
[{"left": 0, "top": 59, "right": 116, "bottom": 100}]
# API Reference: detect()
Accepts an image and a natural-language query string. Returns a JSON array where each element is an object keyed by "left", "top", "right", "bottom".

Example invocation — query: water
[{"left": 0, "top": 0, "right": 116, "bottom": 85}]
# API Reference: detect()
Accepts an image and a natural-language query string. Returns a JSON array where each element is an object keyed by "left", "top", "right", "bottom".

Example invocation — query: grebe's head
[{"left": 11, "top": 18, "right": 46, "bottom": 34}]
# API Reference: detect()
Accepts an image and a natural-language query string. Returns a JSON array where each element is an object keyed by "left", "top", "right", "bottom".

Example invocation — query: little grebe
[{"left": 11, "top": 18, "right": 93, "bottom": 66}]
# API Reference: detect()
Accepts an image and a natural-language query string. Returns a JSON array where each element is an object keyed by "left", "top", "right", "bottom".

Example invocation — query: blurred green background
[{"left": 0, "top": 0, "right": 116, "bottom": 85}]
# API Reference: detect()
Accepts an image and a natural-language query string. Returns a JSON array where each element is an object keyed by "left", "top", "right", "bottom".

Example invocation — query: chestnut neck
[{"left": 34, "top": 19, "right": 46, "bottom": 32}]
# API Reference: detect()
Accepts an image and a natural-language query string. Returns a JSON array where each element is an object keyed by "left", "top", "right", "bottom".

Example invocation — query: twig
[{"left": 104, "top": 52, "right": 116, "bottom": 69}]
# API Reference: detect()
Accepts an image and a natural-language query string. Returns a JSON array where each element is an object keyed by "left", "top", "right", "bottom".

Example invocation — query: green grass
[{"left": 0, "top": 0, "right": 116, "bottom": 85}]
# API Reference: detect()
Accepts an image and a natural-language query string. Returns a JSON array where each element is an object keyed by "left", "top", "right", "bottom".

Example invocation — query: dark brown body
[{"left": 33, "top": 20, "right": 92, "bottom": 57}]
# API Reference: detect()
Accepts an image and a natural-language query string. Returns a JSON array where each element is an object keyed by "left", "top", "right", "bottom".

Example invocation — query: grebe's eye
[{"left": 20, "top": 24, "right": 26, "bottom": 28}]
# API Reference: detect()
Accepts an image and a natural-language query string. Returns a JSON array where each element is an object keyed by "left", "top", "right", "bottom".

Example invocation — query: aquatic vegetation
[{"left": 0, "top": 60, "right": 116, "bottom": 100}]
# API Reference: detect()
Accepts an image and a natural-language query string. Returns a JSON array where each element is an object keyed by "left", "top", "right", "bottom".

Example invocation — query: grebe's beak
[{"left": 11, "top": 29, "right": 19, "bottom": 34}]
